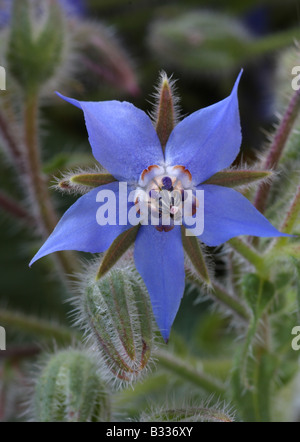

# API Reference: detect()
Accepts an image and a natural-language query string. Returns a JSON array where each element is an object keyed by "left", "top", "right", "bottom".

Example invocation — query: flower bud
[
  {"left": 148, "top": 11, "right": 251, "bottom": 75},
  {"left": 7, "top": 0, "right": 65, "bottom": 93},
  {"left": 33, "top": 349, "right": 111, "bottom": 422},
  {"left": 78, "top": 268, "right": 155, "bottom": 385},
  {"left": 140, "top": 405, "right": 235, "bottom": 422}
]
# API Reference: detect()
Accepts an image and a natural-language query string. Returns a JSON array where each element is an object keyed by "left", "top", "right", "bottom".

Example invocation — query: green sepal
[
  {"left": 181, "top": 227, "right": 211, "bottom": 285},
  {"left": 203, "top": 170, "right": 272, "bottom": 188},
  {"left": 96, "top": 225, "right": 140, "bottom": 280},
  {"left": 155, "top": 72, "right": 177, "bottom": 152},
  {"left": 70, "top": 173, "right": 117, "bottom": 188}
]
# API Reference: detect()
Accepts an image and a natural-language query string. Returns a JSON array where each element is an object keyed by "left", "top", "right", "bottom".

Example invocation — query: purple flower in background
[
  {"left": 58, "top": 0, "right": 86, "bottom": 17},
  {"left": 0, "top": 0, "right": 85, "bottom": 27},
  {"left": 30, "top": 72, "right": 290, "bottom": 341}
]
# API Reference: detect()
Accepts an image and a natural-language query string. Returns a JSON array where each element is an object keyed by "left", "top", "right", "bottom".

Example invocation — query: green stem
[
  {"left": 0, "top": 108, "right": 23, "bottom": 172},
  {"left": 0, "top": 308, "right": 77, "bottom": 344},
  {"left": 228, "top": 238, "right": 268, "bottom": 276},
  {"left": 249, "top": 28, "right": 300, "bottom": 57},
  {"left": 186, "top": 270, "right": 249, "bottom": 321},
  {"left": 272, "top": 185, "right": 300, "bottom": 251},
  {"left": 254, "top": 89, "right": 300, "bottom": 214},
  {"left": 154, "top": 350, "right": 226, "bottom": 397},
  {"left": 239, "top": 315, "right": 258, "bottom": 389},
  {"left": 212, "top": 281, "right": 250, "bottom": 321},
  {"left": 23, "top": 94, "right": 79, "bottom": 277}
]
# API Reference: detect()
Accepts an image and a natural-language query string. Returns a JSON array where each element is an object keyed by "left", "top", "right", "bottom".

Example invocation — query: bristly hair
[
  {"left": 69, "top": 261, "right": 158, "bottom": 390},
  {"left": 148, "top": 70, "right": 182, "bottom": 128}
]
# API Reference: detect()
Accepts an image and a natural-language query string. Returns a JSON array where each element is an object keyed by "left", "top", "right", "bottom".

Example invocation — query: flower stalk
[
  {"left": 271, "top": 185, "right": 300, "bottom": 251},
  {"left": 154, "top": 350, "right": 226, "bottom": 397},
  {"left": 228, "top": 238, "right": 268, "bottom": 276},
  {"left": 254, "top": 89, "right": 300, "bottom": 214},
  {"left": 24, "top": 94, "right": 79, "bottom": 277}
]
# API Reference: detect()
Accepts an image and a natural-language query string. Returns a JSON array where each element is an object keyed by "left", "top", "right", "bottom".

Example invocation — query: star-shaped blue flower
[{"left": 30, "top": 72, "right": 289, "bottom": 341}]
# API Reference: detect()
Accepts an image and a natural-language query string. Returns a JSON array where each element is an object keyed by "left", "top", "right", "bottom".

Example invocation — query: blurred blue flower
[
  {"left": 0, "top": 0, "right": 85, "bottom": 28},
  {"left": 30, "top": 72, "right": 289, "bottom": 341}
]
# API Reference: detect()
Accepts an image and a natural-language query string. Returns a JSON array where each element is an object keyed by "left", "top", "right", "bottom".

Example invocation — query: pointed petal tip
[
  {"left": 55, "top": 92, "right": 82, "bottom": 109},
  {"left": 29, "top": 255, "right": 38, "bottom": 268},
  {"left": 232, "top": 69, "right": 243, "bottom": 93}
]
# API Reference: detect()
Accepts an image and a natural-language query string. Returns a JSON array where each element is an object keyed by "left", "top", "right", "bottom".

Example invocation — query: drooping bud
[
  {"left": 7, "top": 0, "right": 65, "bottom": 94},
  {"left": 148, "top": 11, "right": 300, "bottom": 76},
  {"left": 77, "top": 268, "right": 155, "bottom": 385},
  {"left": 148, "top": 12, "right": 252, "bottom": 75},
  {"left": 32, "top": 349, "right": 111, "bottom": 422}
]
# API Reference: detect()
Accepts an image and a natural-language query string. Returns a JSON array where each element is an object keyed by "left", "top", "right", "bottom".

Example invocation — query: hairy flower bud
[
  {"left": 148, "top": 11, "right": 252, "bottom": 75},
  {"left": 32, "top": 349, "right": 111, "bottom": 422},
  {"left": 140, "top": 404, "right": 235, "bottom": 422},
  {"left": 77, "top": 268, "right": 155, "bottom": 385},
  {"left": 7, "top": 0, "right": 65, "bottom": 93}
]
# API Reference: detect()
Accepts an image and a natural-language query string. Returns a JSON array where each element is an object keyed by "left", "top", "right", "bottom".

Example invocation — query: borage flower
[{"left": 30, "top": 71, "right": 289, "bottom": 341}]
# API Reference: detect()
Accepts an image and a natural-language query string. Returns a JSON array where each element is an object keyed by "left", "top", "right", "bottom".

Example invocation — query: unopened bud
[
  {"left": 33, "top": 349, "right": 111, "bottom": 422},
  {"left": 7, "top": 0, "right": 65, "bottom": 93},
  {"left": 78, "top": 268, "right": 155, "bottom": 385},
  {"left": 140, "top": 405, "right": 235, "bottom": 422}
]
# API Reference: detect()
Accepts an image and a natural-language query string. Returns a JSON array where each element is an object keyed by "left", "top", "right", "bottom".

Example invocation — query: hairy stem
[
  {"left": 0, "top": 308, "right": 77, "bottom": 344},
  {"left": 254, "top": 89, "right": 300, "bottom": 214},
  {"left": 212, "top": 281, "right": 250, "bottom": 322},
  {"left": 186, "top": 270, "right": 249, "bottom": 321},
  {"left": 228, "top": 238, "right": 268, "bottom": 276},
  {"left": 23, "top": 94, "right": 79, "bottom": 277},
  {"left": 154, "top": 350, "right": 226, "bottom": 397},
  {"left": 0, "top": 190, "right": 34, "bottom": 226},
  {"left": 0, "top": 108, "right": 23, "bottom": 172},
  {"left": 272, "top": 185, "right": 300, "bottom": 251}
]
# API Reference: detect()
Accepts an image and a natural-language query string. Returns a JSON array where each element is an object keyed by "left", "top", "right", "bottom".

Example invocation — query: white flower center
[{"left": 134, "top": 165, "right": 198, "bottom": 232}]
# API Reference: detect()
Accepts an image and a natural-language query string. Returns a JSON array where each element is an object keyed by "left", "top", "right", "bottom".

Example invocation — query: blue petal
[
  {"left": 165, "top": 71, "right": 243, "bottom": 186},
  {"left": 59, "top": 0, "right": 86, "bottom": 17},
  {"left": 56, "top": 93, "right": 164, "bottom": 182},
  {"left": 187, "top": 184, "right": 291, "bottom": 246},
  {"left": 30, "top": 182, "right": 133, "bottom": 266},
  {"left": 134, "top": 226, "right": 185, "bottom": 341}
]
